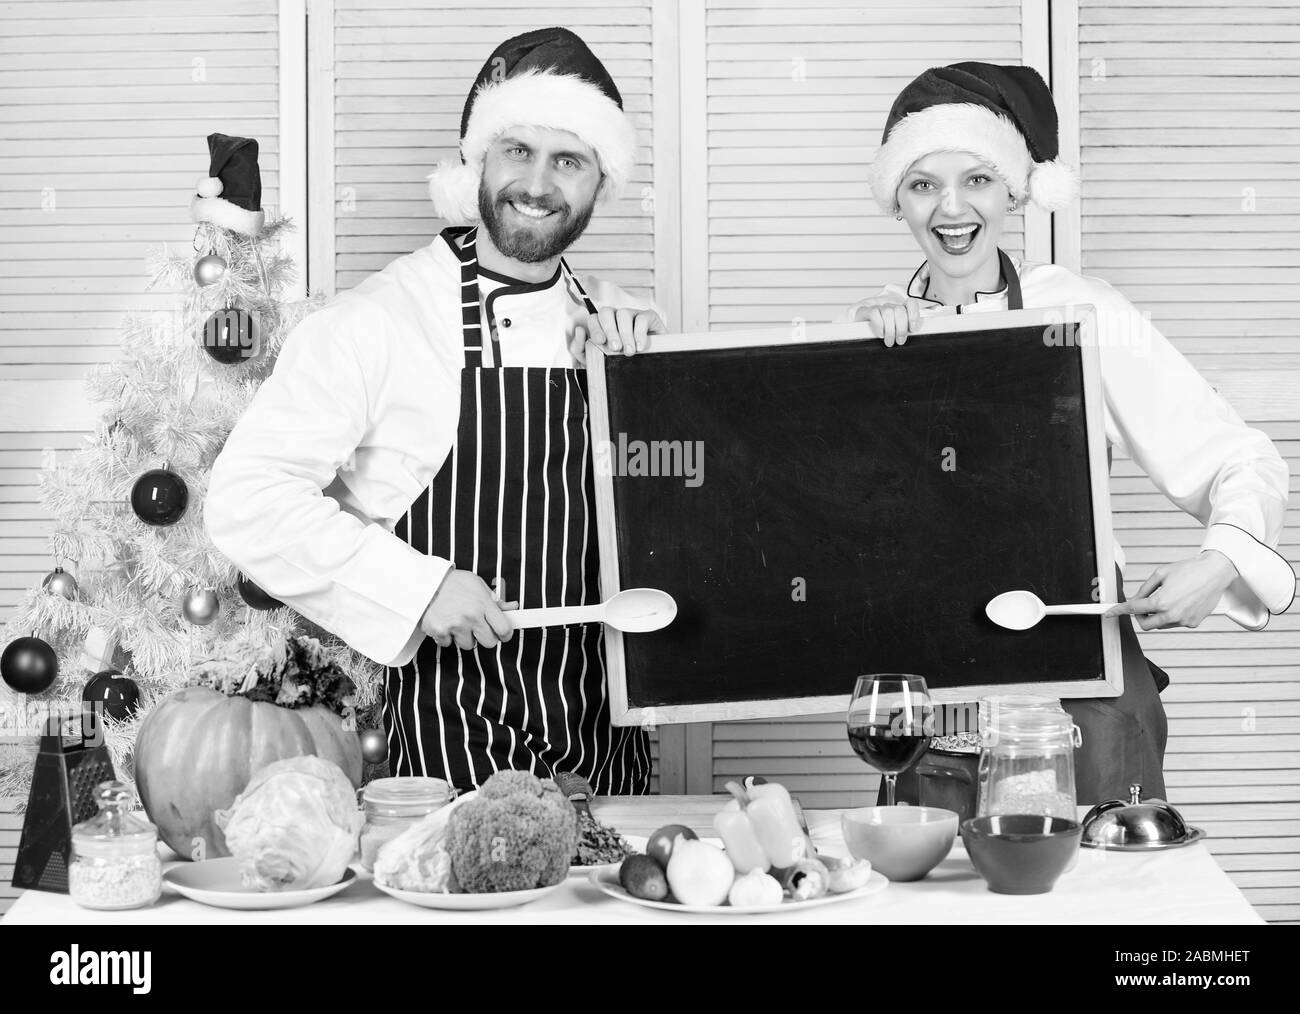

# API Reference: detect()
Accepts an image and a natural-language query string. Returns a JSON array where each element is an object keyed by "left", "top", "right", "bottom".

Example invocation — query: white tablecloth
[{"left": 2, "top": 796, "right": 1261, "bottom": 925}]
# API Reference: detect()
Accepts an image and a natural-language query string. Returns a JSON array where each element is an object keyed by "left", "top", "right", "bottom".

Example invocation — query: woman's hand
[
  {"left": 1106, "top": 550, "right": 1239, "bottom": 629},
  {"left": 846, "top": 295, "right": 925, "bottom": 347},
  {"left": 570, "top": 307, "right": 666, "bottom": 363}
]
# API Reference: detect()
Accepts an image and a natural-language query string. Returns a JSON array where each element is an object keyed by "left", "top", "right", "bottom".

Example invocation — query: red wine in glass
[
  {"left": 846, "top": 675, "right": 933, "bottom": 806},
  {"left": 847, "top": 721, "right": 931, "bottom": 773}
]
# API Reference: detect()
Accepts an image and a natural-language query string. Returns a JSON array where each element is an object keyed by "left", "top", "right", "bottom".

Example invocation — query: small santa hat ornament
[
  {"left": 868, "top": 62, "right": 1080, "bottom": 216},
  {"left": 190, "top": 133, "right": 265, "bottom": 236},
  {"left": 427, "top": 27, "right": 637, "bottom": 225}
]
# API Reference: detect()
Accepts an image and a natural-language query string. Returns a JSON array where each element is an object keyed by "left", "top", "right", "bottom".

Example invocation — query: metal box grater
[{"left": 11, "top": 728, "right": 117, "bottom": 893}]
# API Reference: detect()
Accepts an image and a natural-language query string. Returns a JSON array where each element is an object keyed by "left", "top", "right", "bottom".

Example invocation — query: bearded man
[{"left": 206, "top": 28, "right": 663, "bottom": 792}]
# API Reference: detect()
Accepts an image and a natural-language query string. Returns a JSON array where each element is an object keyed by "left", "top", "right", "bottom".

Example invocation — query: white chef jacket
[
  {"left": 204, "top": 236, "right": 662, "bottom": 668},
  {"left": 846, "top": 256, "right": 1296, "bottom": 629}
]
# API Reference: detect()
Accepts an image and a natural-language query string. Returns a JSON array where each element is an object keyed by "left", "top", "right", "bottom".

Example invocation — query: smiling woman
[
  {"left": 896, "top": 152, "right": 1013, "bottom": 305},
  {"left": 844, "top": 62, "right": 1295, "bottom": 805}
]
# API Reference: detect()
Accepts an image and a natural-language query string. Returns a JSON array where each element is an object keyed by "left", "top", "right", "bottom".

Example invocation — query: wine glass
[{"left": 846, "top": 674, "right": 934, "bottom": 806}]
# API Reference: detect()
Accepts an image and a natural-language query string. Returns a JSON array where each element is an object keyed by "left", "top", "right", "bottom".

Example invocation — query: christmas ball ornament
[
  {"left": 193, "top": 253, "right": 228, "bottom": 286},
  {"left": 201, "top": 306, "right": 260, "bottom": 365},
  {"left": 237, "top": 573, "right": 283, "bottom": 611},
  {"left": 130, "top": 468, "right": 189, "bottom": 526},
  {"left": 1, "top": 636, "right": 58, "bottom": 694},
  {"left": 42, "top": 566, "right": 79, "bottom": 600},
  {"left": 181, "top": 587, "right": 220, "bottom": 625},
  {"left": 359, "top": 728, "right": 389, "bottom": 765},
  {"left": 82, "top": 669, "right": 141, "bottom": 722}
]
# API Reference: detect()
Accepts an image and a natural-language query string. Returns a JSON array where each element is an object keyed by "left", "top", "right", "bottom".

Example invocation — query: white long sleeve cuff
[{"left": 1201, "top": 523, "right": 1297, "bottom": 630}]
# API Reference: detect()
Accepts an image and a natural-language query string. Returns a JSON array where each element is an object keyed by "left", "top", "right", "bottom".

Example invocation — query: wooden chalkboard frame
[{"left": 587, "top": 306, "right": 1123, "bottom": 726}]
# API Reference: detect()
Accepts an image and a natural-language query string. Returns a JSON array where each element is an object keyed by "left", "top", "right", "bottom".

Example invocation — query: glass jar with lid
[
  {"left": 69, "top": 780, "right": 162, "bottom": 910},
  {"left": 977, "top": 695, "right": 1081, "bottom": 821},
  {"left": 358, "top": 777, "right": 451, "bottom": 871}
]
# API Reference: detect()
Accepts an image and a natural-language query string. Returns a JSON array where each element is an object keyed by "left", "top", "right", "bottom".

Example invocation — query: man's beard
[{"left": 478, "top": 181, "right": 596, "bottom": 263}]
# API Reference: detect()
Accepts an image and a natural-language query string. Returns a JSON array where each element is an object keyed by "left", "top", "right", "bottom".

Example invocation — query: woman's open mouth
[{"left": 932, "top": 223, "right": 980, "bottom": 255}]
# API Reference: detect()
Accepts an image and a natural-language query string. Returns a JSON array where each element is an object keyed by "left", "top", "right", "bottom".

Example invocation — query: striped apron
[{"left": 382, "top": 226, "right": 651, "bottom": 795}]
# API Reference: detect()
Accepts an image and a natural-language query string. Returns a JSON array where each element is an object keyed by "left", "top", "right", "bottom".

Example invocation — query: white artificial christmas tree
[{"left": 0, "top": 134, "right": 380, "bottom": 805}]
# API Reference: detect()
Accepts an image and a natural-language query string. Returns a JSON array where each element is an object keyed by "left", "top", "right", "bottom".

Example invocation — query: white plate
[
  {"left": 374, "top": 879, "right": 563, "bottom": 910},
  {"left": 568, "top": 834, "right": 648, "bottom": 877},
  {"left": 589, "top": 868, "right": 889, "bottom": 915},
  {"left": 162, "top": 858, "right": 357, "bottom": 910}
]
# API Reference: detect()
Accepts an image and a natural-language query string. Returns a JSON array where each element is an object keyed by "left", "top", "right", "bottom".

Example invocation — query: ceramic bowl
[
  {"left": 960, "top": 815, "right": 1082, "bottom": 895},
  {"left": 841, "top": 805, "right": 958, "bottom": 881}
]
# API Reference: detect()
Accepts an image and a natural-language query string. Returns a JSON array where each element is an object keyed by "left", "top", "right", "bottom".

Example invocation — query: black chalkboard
[{"left": 589, "top": 309, "right": 1121, "bottom": 724}]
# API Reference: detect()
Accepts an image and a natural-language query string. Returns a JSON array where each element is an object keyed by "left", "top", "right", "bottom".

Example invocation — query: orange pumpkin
[{"left": 134, "top": 686, "right": 362, "bottom": 859}]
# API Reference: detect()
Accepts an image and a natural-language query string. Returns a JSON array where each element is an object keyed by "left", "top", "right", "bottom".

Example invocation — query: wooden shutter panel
[
  {"left": 1077, "top": 0, "right": 1300, "bottom": 923},
  {"left": 326, "top": 1, "right": 661, "bottom": 790},
  {"left": 0, "top": 0, "right": 281, "bottom": 610},
  {"left": 330, "top": 0, "right": 657, "bottom": 301},
  {"left": 685, "top": 0, "right": 1029, "bottom": 332},
  {"left": 694, "top": 0, "right": 1036, "bottom": 805}
]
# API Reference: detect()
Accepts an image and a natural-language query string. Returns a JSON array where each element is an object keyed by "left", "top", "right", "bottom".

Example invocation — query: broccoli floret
[
  {"left": 447, "top": 771, "right": 579, "bottom": 892},
  {"left": 478, "top": 769, "right": 556, "bottom": 801}
]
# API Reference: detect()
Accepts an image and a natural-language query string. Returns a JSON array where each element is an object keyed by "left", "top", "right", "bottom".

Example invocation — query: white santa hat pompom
[
  {"left": 1026, "top": 159, "right": 1080, "bottom": 213},
  {"left": 427, "top": 161, "right": 481, "bottom": 225}
]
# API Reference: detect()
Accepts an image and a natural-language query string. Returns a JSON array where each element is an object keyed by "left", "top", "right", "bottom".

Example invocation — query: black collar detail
[{"left": 477, "top": 261, "right": 563, "bottom": 290}]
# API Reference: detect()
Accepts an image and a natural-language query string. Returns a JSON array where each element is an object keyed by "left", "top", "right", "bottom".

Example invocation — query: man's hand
[
  {"left": 845, "top": 295, "right": 924, "bottom": 347},
  {"left": 420, "top": 570, "right": 517, "bottom": 650},
  {"left": 1106, "top": 550, "right": 1239, "bottom": 630},
  {"left": 570, "top": 306, "right": 666, "bottom": 363}
]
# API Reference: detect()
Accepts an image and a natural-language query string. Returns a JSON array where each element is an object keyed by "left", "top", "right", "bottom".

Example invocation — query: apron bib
[{"left": 382, "top": 226, "right": 651, "bottom": 794}]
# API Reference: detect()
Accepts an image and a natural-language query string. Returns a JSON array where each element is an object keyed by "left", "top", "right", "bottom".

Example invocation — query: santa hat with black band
[
  {"left": 427, "top": 27, "right": 637, "bottom": 225},
  {"left": 868, "top": 62, "right": 1079, "bottom": 216}
]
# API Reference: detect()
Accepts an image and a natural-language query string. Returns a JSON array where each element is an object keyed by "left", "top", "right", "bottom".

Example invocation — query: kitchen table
[{"left": 2, "top": 796, "right": 1261, "bottom": 924}]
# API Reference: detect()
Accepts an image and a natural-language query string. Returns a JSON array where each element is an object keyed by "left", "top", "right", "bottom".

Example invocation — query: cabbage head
[{"left": 215, "top": 754, "right": 363, "bottom": 891}]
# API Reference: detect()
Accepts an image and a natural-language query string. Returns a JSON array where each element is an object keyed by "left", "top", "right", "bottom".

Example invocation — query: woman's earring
[
  {"left": 895, "top": 212, "right": 903, "bottom": 221},
  {"left": 1007, "top": 198, "right": 1021, "bottom": 213}
]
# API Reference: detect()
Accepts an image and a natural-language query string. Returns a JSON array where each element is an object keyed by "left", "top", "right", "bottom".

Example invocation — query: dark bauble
[
  {"left": 201, "top": 307, "right": 260, "bottom": 365},
  {"left": 130, "top": 468, "right": 189, "bottom": 526},
  {"left": 1, "top": 636, "right": 58, "bottom": 694},
  {"left": 237, "top": 573, "right": 283, "bottom": 611},
  {"left": 82, "top": 669, "right": 141, "bottom": 722}
]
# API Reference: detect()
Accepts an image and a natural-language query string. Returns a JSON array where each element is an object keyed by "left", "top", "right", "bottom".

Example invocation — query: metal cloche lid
[{"left": 1079, "top": 783, "right": 1207, "bottom": 850}]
